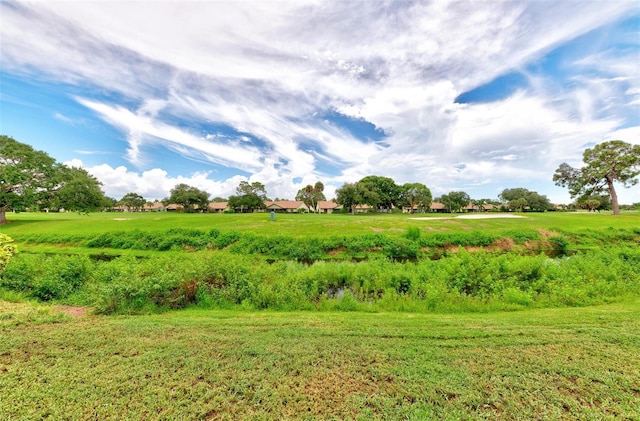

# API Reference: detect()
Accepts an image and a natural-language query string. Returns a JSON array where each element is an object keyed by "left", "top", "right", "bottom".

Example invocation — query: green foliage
[
  {"left": 1, "top": 254, "right": 92, "bottom": 301},
  {"left": 228, "top": 181, "right": 267, "bottom": 212},
  {"left": 118, "top": 192, "right": 146, "bottom": 211},
  {"left": 405, "top": 226, "right": 421, "bottom": 241},
  {"left": 500, "top": 187, "right": 552, "bottom": 212},
  {"left": 3, "top": 244, "right": 637, "bottom": 314},
  {"left": 0, "top": 234, "right": 17, "bottom": 272},
  {"left": 166, "top": 183, "right": 209, "bottom": 212},
  {"left": 0, "top": 136, "right": 107, "bottom": 222},
  {"left": 400, "top": 182, "right": 432, "bottom": 213},
  {"left": 295, "top": 181, "right": 326, "bottom": 212},
  {"left": 437, "top": 191, "right": 470, "bottom": 213}
]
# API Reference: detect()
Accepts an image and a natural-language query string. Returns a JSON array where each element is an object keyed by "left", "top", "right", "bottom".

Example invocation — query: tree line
[{"left": 1, "top": 135, "right": 638, "bottom": 223}]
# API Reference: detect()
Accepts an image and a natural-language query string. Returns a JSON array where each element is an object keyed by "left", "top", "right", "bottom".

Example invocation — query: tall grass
[{"left": 2, "top": 246, "right": 638, "bottom": 314}]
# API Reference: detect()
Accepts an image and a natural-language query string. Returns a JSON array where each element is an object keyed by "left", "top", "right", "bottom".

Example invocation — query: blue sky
[{"left": 1, "top": 1, "right": 639, "bottom": 204}]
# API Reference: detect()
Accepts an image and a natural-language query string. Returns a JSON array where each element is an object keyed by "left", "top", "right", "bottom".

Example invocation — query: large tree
[
  {"left": 438, "top": 191, "right": 470, "bottom": 213},
  {"left": 499, "top": 188, "right": 552, "bottom": 212},
  {"left": 295, "top": 181, "right": 326, "bottom": 213},
  {"left": 228, "top": 181, "right": 267, "bottom": 213},
  {"left": 335, "top": 182, "right": 358, "bottom": 214},
  {"left": 553, "top": 140, "right": 640, "bottom": 215},
  {"left": 358, "top": 175, "right": 400, "bottom": 212},
  {"left": 119, "top": 192, "right": 146, "bottom": 212},
  {"left": 166, "top": 183, "right": 209, "bottom": 212},
  {"left": 0, "top": 135, "right": 106, "bottom": 223},
  {"left": 399, "top": 183, "right": 432, "bottom": 213},
  {"left": 47, "top": 166, "right": 106, "bottom": 213}
]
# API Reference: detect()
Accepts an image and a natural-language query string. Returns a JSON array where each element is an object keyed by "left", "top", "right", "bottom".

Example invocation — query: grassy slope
[{"left": 1, "top": 301, "right": 639, "bottom": 420}]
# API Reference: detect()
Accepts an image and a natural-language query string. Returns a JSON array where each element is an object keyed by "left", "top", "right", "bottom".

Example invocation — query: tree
[
  {"left": 228, "top": 181, "right": 267, "bottom": 213},
  {"left": 0, "top": 135, "right": 107, "bottom": 223},
  {"left": 167, "top": 183, "right": 209, "bottom": 212},
  {"left": 509, "top": 197, "right": 528, "bottom": 212},
  {"left": 336, "top": 182, "right": 358, "bottom": 214},
  {"left": 438, "top": 191, "right": 470, "bottom": 213},
  {"left": 576, "top": 193, "right": 611, "bottom": 212},
  {"left": 358, "top": 175, "right": 400, "bottom": 212},
  {"left": 499, "top": 188, "right": 551, "bottom": 212},
  {"left": 554, "top": 140, "right": 640, "bottom": 215},
  {"left": 399, "top": 183, "right": 432, "bottom": 213},
  {"left": 295, "top": 182, "right": 326, "bottom": 213},
  {"left": 49, "top": 166, "right": 106, "bottom": 213},
  {"left": 119, "top": 192, "right": 146, "bottom": 212}
]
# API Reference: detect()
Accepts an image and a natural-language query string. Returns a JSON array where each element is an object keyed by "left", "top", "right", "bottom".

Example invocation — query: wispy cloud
[{"left": 2, "top": 1, "right": 638, "bottom": 204}]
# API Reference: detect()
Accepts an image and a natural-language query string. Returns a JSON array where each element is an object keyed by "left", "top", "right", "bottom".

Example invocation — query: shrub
[
  {"left": 405, "top": 226, "right": 421, "bottom": 241},
  {"left": 1, "top": 254, "right": 92, "bottom": 301},
  {"left": 0, "top": 234, "right": 17, "bottom": 273}
]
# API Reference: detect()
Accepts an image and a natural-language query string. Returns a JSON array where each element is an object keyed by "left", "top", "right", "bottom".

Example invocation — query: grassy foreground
[{"left": 2, "top": 300, "right": 639, "bottom": 420}]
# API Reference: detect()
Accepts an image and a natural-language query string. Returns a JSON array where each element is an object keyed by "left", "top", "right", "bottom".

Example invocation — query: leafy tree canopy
[
  {"left": 499, "top": 188, "right": 552, "bottom": 212},
  {"left": 357, "top": 175, "right": 400, "bottom": 211},
  {"left": 228, "top": 181, "right": 267, "bottom": 212},
  {"left": 47, "top": 167, "right": 106, "bottom": 213},
  {"left": 554, "top": 140, "right": 640, "bottom": 215},
  {"left": 438, "top": 191, "right": 470, "bottom": 213},
  {"left": 399, "top": 183, "right": 432, "bottom": 213},
  {"left": 336, "top": 182, "right": 358, "bottom": 214},
  {"left": 166, "top": 183, "right": 209, "bottom": 212},
  {"left": 295, "top": 182, "right": 326, "bottom": 212},
  {"left": 119, "top": 192, "right": 146, "bottom": 211},
  {"left": 0, "top": 135, "right": 106, "bottom": 223}
]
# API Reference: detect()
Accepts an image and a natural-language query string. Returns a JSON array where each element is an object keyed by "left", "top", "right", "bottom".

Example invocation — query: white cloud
[{"left": 2, "top": 1, "right": 638, "bottom": 204}]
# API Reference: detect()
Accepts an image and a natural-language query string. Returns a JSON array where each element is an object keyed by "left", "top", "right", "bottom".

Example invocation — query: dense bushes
[
  {"left": 2, "top": 246, "right": 639, "bottom": 314},
  {"left": 0, "top": 253, "right": 92, "bottom": 301}
]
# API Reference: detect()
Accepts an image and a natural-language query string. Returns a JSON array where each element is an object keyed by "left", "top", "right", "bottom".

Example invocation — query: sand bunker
[{"left": 411, "top": 214, "right": 526, "bottom": 220}]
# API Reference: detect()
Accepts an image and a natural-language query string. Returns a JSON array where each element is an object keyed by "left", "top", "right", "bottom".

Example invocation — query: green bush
[{"left": 1, "top": 254, "right": 92, "bottom": 301}]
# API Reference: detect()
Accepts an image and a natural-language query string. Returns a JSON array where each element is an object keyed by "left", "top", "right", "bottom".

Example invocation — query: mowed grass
[
  {"left": 3, "top": 210, "right": 639, "bottom": 243},
  {"left": 1, "top": 300, "right": 639, "bottom": 420}
]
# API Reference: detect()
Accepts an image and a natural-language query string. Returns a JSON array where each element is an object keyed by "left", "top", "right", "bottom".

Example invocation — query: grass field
[
  {"left": 1, "top": 300, "right": 639, "bottom": 420},
  {"left": 3, "top": 210, "right": 639, "bottom": 241},
  {"left": 1, "top": 211, "right": 639, "bottom": 419}
]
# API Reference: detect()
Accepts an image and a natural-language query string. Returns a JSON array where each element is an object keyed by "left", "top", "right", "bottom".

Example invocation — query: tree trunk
[
  {"left": 607, "top": 177, "right": 620, "bottom": 215},
  {"left": 0, "top": 208, "right": 6, "bottom": 225}
]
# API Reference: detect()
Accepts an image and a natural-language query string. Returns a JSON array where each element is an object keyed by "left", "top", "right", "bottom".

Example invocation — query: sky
[{"left": 1, "top": 1, "right": 639, "bottom": 205}]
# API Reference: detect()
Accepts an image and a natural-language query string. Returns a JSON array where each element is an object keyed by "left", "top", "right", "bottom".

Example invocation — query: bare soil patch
[
  {"left": 53, "top": 306, "right": 91, "bottom": 318},
  {"left": 411, "top": 214, "right": 526, "bottom": 221}
]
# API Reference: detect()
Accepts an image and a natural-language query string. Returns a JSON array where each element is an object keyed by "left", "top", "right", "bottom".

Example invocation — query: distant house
[
  {"left": 208, "top": 201, "right": 229, "bottom": 213},
  {"left": 429, "top": 202, "right": 446, "bottom": 213},
  {"left": 265, "top": 200, "right": 309, "bottom": 213},
  {"left": 464, "top": 202, "right": 479, "bottom": 212},
  {"left": 353, "top": 204, "right": 372, "bottom": 214},
  {"left": 143, "top": 202, "right": 165, "bottom": 212},
  {"left": 165, "top": 204, "right": 183, "bottom": 212},
  {"left": 315, "top": 200, "right": 341, "bottom": 214}
]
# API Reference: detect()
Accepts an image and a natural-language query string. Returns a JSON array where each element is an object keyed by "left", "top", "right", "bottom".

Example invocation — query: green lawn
[
  {"left": 3, "top": 210, "right": 639, "bottom": 239},
  {"left": 1, "top": 300, "right": 639, "bottom": 420}
]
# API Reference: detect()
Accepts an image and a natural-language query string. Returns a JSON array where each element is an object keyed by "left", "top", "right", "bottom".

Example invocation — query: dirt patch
[
  {"left": 411, "top": 214, "right": 526, "bottom": 220},
  {"left": 54, "top": 306, "right": 91, "bottom": 318},
  {"left": 538, "top": 229, "right": 559, "bottom": 237}
]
